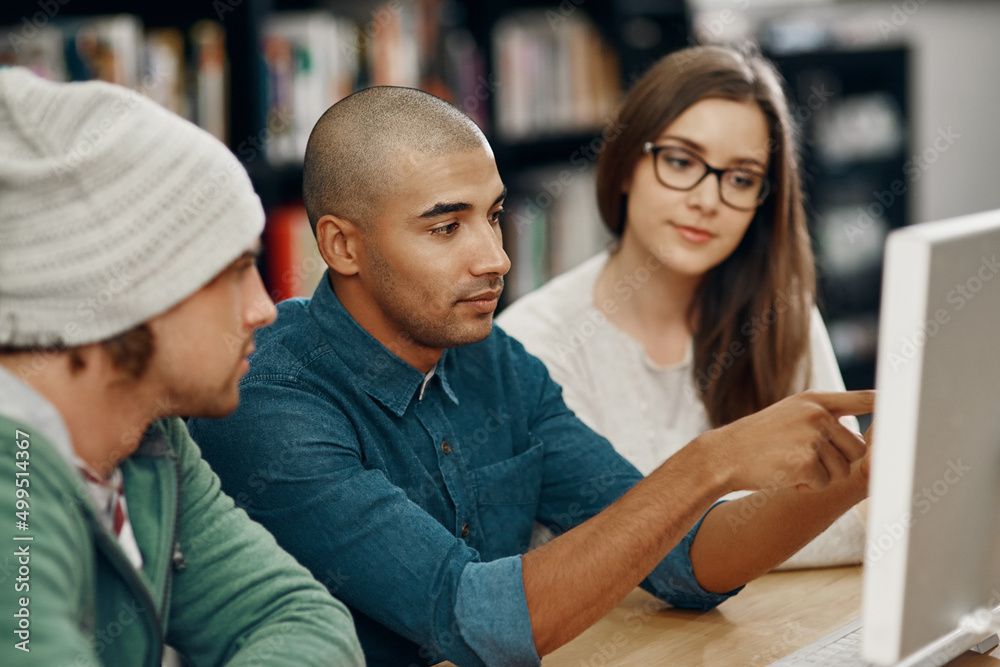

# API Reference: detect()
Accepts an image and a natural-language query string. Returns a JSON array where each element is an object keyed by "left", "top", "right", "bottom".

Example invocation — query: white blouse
[{"left": 497, "top": 251, "right": 865, "bottom": 569}]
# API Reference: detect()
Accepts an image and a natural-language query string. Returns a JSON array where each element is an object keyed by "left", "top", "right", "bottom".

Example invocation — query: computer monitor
[{"left": 862, "top": 207, "right": 1000, "bottom": 665}]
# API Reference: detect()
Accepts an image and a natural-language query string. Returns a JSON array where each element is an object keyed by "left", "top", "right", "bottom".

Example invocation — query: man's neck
[
  {"left": 330, "top": 277, "right": 444, "bottom": 374},
  {"left": 0, "top": 350, "right": 157, "bottom": 477}
]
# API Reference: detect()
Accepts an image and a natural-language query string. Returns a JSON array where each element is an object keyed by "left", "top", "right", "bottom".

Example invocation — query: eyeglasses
[{"left": 642, "top": 142, "right": 770, "bottom": 212}]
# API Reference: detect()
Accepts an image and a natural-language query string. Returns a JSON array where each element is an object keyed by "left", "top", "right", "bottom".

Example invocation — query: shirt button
[
  {"left": 441, "top": 440, "right": 452, "bottom": 455},
  {"left": 461, "top": 523, "right": 470, "bottom": 537}
]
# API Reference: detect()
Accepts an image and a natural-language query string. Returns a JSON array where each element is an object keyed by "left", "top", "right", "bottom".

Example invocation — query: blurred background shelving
[
  {"left": 4, "top": 0, "right": 1000, "bottom": 395},
  {"left": 767, "top": 46, "right": 909, "bottom": 390}
]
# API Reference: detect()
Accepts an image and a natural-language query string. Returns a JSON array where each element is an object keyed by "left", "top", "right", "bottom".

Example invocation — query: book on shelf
[
  {"left": 265, "top": 203, "right": 327, "bottom": 303},
  {"left": 504, "top": 196, "right": 549, "bottom": 305},
  {"left": 190, "top": 20, "right": 228, "bottom": 143},
  {"left": 367, "top": 1, "right": 420, "bottom": 88},
  {"left": 0, "top": 14, "right": 145, "bottom": 86},
  {"left": 260, "top": 2, "right": 489, "bottom": 165},
  {"left": 0, "top": 14, "right": 228, "bottom": 141},
  {"left": 502, "top": 165, "right": 611, "bottom": 304},
  {"left": 492, "top": 9, "right": 621, "bottom": 142},
  {"left": 0, "top": 23, "right": 66, "bottom": 81},
  {"left": 144, "top": 27, "right": 186, "bottom": 119},
  {"left": 263, "top": 10, "right": 359, "bottom": 165},
  {"left": 62, "top": 14, "right": 144, "bottom": 87},
  {"left": 441, "top": 26, "right": 491, "bottom": 134},
  {"left": 545, "top": 167, "right": 611, "bottom": 278},
  {"left": 413, "top": 0, "right": 492, "bottom": 134}
]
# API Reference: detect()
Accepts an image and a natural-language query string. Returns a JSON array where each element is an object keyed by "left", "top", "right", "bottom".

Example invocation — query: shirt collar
[{"left": 309, "top": 274, "right": 460, "bottom": 416}]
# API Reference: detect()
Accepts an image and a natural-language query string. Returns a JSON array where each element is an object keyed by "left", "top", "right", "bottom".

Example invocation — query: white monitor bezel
[{"left": 862, "top": 208, "right": 1000, "bottom": 664}]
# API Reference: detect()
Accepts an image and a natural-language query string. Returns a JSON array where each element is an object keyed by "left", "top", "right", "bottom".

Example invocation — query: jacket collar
[
  {"left": 0, "top": 363, "right": 76, "bottom": 465},
  {"left": 308, "top": 274, "right": 459, "bottom": 417}
]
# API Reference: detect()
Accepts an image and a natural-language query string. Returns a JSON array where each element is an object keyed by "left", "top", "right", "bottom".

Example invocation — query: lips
[
  {"left": 458, "top": 289, "right": 502, "bottom": 315},
  {"left": 240, "top": 345, "right": 255, "bottom": 370},
  {"left": 462, "top": 290, "right": 502, "bottom": 303},
  {"left": 671, "top": 223, "right": 714, "bottom": 244}
]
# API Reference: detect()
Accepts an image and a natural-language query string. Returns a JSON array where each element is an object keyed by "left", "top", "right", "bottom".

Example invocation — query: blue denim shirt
[{"left": 188, "top": 274, "right": 737, "bottom": 667}]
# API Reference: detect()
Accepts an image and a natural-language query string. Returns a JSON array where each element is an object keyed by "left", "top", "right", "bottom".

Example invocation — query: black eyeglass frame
[{"left": 641, "top": 141, "right": 771, "bottom": 212}]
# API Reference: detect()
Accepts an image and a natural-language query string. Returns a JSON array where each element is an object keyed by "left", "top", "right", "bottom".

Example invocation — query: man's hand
[
  {"left": 694, "top": 390, "right": 876, "bottom": 494},
  {"left": 523, "top": 390, "right": 874, "bottom": 655},
  {"left": 687, "top": 393, "right": 874, "bottom": 593}
]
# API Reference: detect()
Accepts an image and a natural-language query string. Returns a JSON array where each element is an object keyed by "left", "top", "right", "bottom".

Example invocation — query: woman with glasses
[{"left": 497, "top": 44, "right": 865, "bottom": 568}]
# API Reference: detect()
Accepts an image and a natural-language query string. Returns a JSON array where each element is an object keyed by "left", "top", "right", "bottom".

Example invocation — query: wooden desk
[{"left": 438, "top": 566, "right": 1000, "bottom": 666}]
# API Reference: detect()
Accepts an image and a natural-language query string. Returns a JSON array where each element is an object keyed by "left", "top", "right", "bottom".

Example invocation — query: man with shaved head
[
  {"left": 191, "top": 87, "right": 874, "bottom": 667},
  {"left": 303, "top": 86, "right": 488, "bottom": 229}
]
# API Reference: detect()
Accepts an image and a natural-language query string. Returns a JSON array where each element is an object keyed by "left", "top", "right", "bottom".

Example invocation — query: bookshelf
[
  {"left": 1, "top": 0, "right": 898, "bottom": 418},
  {"left": 0, "top": 0, "right": 691, "bottom": 303},
  {"left": 469, "top": 0, "right": 691, "bottom": 303},
  {"left": 766, "top": 46, "right": 910, "bottom": 391}
]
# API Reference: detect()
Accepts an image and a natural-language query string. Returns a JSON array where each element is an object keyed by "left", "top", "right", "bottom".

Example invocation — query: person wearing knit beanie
[
  {"left": 0, "top": 69, "right": 365, "bottom": 666},
  {"left": 0, "top": 67, "right": 264, "bottom": 348}
]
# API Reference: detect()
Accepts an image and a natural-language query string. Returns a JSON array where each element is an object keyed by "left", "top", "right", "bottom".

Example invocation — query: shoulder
[
  {"left": 243, "top": 297, "right": 337, "bottom": 383},
  {"left": 0, "top": 414, "right": 93, "bottom": 550},
  {"left": 804, "top": 306, "right": 852, "bottom": 394},
  {"left": 805, "top": 305, "right": 838, "bottom": 370},
  {"left": 0, "top": 413, "right": 79, "bottom": 488},
  {"left": 808, "top": 305, "right": 829, "bottom": 337},
  {"left": 133, "top": 418, "right": 220, "bottom": 492},
  {"left": 497, "top": 251, "right": 608, "bottom": 349}
]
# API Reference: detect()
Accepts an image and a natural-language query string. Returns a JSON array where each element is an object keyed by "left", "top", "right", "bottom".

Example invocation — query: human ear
[{"left": 316, "top": 214, "right": 361, "bottom": 277}]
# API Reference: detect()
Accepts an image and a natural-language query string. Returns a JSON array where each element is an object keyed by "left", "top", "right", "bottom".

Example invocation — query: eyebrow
[
  {"left": 233, "top": 244, "right": 262, "bottom": 264},
  {"left": 661, "top": 135, "right": 767, "bottom": 169},
  {"left": 214, "top": 245, "right": 261, "bottom": 282},
  {"left": 418, "top": 186, "right": 507, "bottom": 219}
]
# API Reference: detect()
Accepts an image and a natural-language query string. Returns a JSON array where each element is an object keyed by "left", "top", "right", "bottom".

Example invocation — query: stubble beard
[{"left": 366, "top": 244, "right": 495, "bottom": 350}]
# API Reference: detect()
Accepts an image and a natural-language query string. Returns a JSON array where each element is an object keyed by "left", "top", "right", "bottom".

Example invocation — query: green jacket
[{"left": 0, "top": 406, "right": 365, "bottom": 666}]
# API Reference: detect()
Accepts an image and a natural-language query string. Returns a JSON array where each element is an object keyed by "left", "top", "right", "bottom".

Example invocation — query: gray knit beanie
[{"left": 0, "top": 67, "right": 265, "bottom": 347}]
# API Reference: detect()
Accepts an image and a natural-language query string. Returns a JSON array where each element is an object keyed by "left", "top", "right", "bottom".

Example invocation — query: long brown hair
[{"left": 595, "top": 45, "right": 815, "bottom": 427}]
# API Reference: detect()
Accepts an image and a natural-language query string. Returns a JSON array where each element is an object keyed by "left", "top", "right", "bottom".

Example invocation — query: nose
[
  {"left": 471, "top": 220, "right": 511, "bottom": 277},
  {"left": 246, "top": 267, "right": 278, "bottom": 331},
  {"left": 686, "top": 172, "right": 722, "bottom": 213}
]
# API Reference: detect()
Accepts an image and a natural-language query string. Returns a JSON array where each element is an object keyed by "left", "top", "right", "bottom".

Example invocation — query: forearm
[
  {"left": 522, "top": 439, "right": 727, "bottom": 656},
  {"left": 524, "top": 390, "right": 874, "bottom": 655},
  {"left": 690, "top": 463, "right": 867, "bottom": 593},
  {"left": 226, "top": 599, "right": 362, "bottom": 667},
  {"left": 775, "top": 499, "right": 867, "bottom": 570}
]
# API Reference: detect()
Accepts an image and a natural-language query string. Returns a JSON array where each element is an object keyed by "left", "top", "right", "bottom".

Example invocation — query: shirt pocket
[
  {"left": 471, "top": 445, "right": 543, "bottom": 558},
  {"left": 473, "top": 444, "right": 544, "bottom": 506}
]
